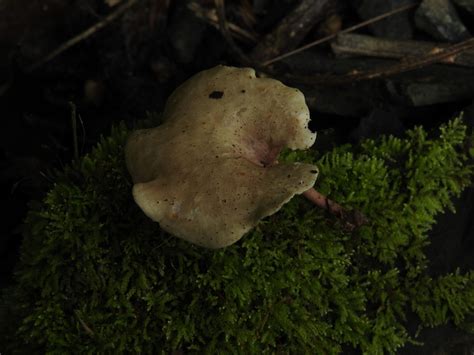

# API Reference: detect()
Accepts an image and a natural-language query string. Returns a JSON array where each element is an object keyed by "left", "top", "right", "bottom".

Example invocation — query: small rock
[
  {"left": 387, "top": 81, "right": 474, "bottom": 106},
  {"left": 304, "top": 84, "right": 374, "bottom": 117},
  {"left": 386, "top": 66, "right": 474, "bottom": 106},
  {"left": 415, "top": 0, "right": 470, "bottom": 41},
  {"left": 357, "top": 0, "right": 415, "bottom": 39},
  {"left": 350, "top": 108, "right": 405, "bottom": 142}
]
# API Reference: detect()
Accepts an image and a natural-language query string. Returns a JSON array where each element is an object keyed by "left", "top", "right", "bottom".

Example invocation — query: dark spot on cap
[
  {"left": 241, "top": 89, "right": 246, "bottom": 93},
  {"left": 310, "top": 170, "right": 318, "bottom": 174},
  {"left": 209, "top": 91, "right": 224, "bottom": 99}
]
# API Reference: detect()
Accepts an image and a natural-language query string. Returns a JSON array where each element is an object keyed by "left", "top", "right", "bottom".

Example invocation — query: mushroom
[{"left": 125, "top": 65, "right": 319, "bottom": 248}]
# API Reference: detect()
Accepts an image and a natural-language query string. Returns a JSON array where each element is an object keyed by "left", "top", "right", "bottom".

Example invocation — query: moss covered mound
[{"left": 2, "top": 118, "right": 474, "bottom": 353}]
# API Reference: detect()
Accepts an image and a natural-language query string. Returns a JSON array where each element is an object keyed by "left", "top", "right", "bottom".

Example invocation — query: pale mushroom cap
[{"left": 126, "top": 65, "right": 318, "bottom": 248}]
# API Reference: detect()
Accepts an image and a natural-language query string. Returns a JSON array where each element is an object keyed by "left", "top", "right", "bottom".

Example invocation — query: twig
[
  {"left": 303, "top": 188, "right": 368, "bottom": 231},
  {"left": 26, "top": 0, "right": 139, "bottom": 73},
  {"left": 74, "top": 310, "right": 94, "bottom": 337},
  {"left": 78, "top": 112, "right": 86, "bottom": 157},
  {"left": 333, "top": 37, "right": 474, "bottom": 83},
  {"left": 69, "top": 102, "right": 79, "bottom": 161},
  {"left": 284, "top": 37, "right": 474, "bottom": 86},
  {"left": 256, "top": 301, "right": 275, "bottom": 339},
  {"left": 262, "top": 2, "right": 418, "bottom": 66},
  {"left": 214, "top": 0, "right": 253, "bottom": 66}
]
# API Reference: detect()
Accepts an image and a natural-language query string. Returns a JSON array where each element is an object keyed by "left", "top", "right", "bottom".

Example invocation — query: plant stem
[{"left": 303, "top": 188, "right": 368, "bottom": 230}]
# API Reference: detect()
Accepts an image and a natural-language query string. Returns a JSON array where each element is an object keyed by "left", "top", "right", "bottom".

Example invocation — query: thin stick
[
  {"left": 26, "top": 0, "right": 138, "bottom": 73},
  {"left": 262, "top": 2, "right": 418, "bottom": 66},
  {"left": 284, "top": 36, "right": 474, "bottom": 85},
  {"left": 334, "top": 37, "right": 474, "bottom": 83},
  {"left": 74, "top": 310, "right": 94, "bottom": 337},
  {"left": 78, "top": 113, "right": 86, "bottom": 156},
  {"left": 69, "top": 102, "right": 79, "bottom": 161},
  {"left": 303, "top": 188, "right": 368, "bottom": 230},
  {"left": 331, "top": 33, "right": 474, "bottom": 68}
]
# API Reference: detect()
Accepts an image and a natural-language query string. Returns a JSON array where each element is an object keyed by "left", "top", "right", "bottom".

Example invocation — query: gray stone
[
  {"left": 350, "top": 109, "right": 405, "bottom": 142},
  {"left": 387, "top": 81, "right": 474, "bottom": 106},
  {"left": 386, "top": 65, "right": 474, "bottom": 106},
  {"left": 415, "top": 0, "right": 470, "bottom": 41},
  {"left": 357, "top": 0, "right": 415, "bottom": 39},
  {"left": 304, "top": 84, "right": 374, "bottom": 117}
]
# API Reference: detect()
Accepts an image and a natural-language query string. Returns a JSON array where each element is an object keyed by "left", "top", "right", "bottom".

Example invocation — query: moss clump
[{"left": 1, "top": 118, "right": 474, "bottom": 353}]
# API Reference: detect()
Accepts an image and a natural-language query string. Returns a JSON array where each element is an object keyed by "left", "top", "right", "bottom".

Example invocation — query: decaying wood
[
  {"left": 336, "top": 37, "right": 474, "bottom": 83},
  {"left": 284, "top": 37, "right": 474, "bottom": 85},
  {"left": 332, "top": 33, "right": 474, "bottom": 68},
  {"left": 262, "top": 3, "right": 417, "bottom": 66},
  {"left": 250, "top": 0, "right": 331, "bottom": 63}
]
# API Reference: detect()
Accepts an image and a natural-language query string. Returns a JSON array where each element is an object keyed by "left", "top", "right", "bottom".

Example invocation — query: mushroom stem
[{"left": 302, "top": 188, "right": 368, "bottom": 230}]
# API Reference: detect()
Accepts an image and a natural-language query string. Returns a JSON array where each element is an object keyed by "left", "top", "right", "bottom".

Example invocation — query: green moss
[{"left": 1, "top": 118, "right": 474, "bottom": 354}]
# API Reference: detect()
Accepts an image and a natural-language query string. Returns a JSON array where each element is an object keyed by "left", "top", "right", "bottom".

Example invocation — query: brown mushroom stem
[
  {"left": 303, "top": 188, "right": 368, "bottom": 230},
  {"left": 303, "top": 188, "right": 340, "bottom": 212}
]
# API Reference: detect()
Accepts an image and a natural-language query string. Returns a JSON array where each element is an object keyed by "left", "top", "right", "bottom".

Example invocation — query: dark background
[{"left": 1, "top": 0, "right": 474, "bottom": 352}]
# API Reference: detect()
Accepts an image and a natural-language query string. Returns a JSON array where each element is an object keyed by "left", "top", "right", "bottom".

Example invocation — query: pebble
[
  {"left": 356, "top": 0, "right": 415, "bottom": 39},
  {"left": 415, "top": 0, "right": 470, "bottom": 41}
]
